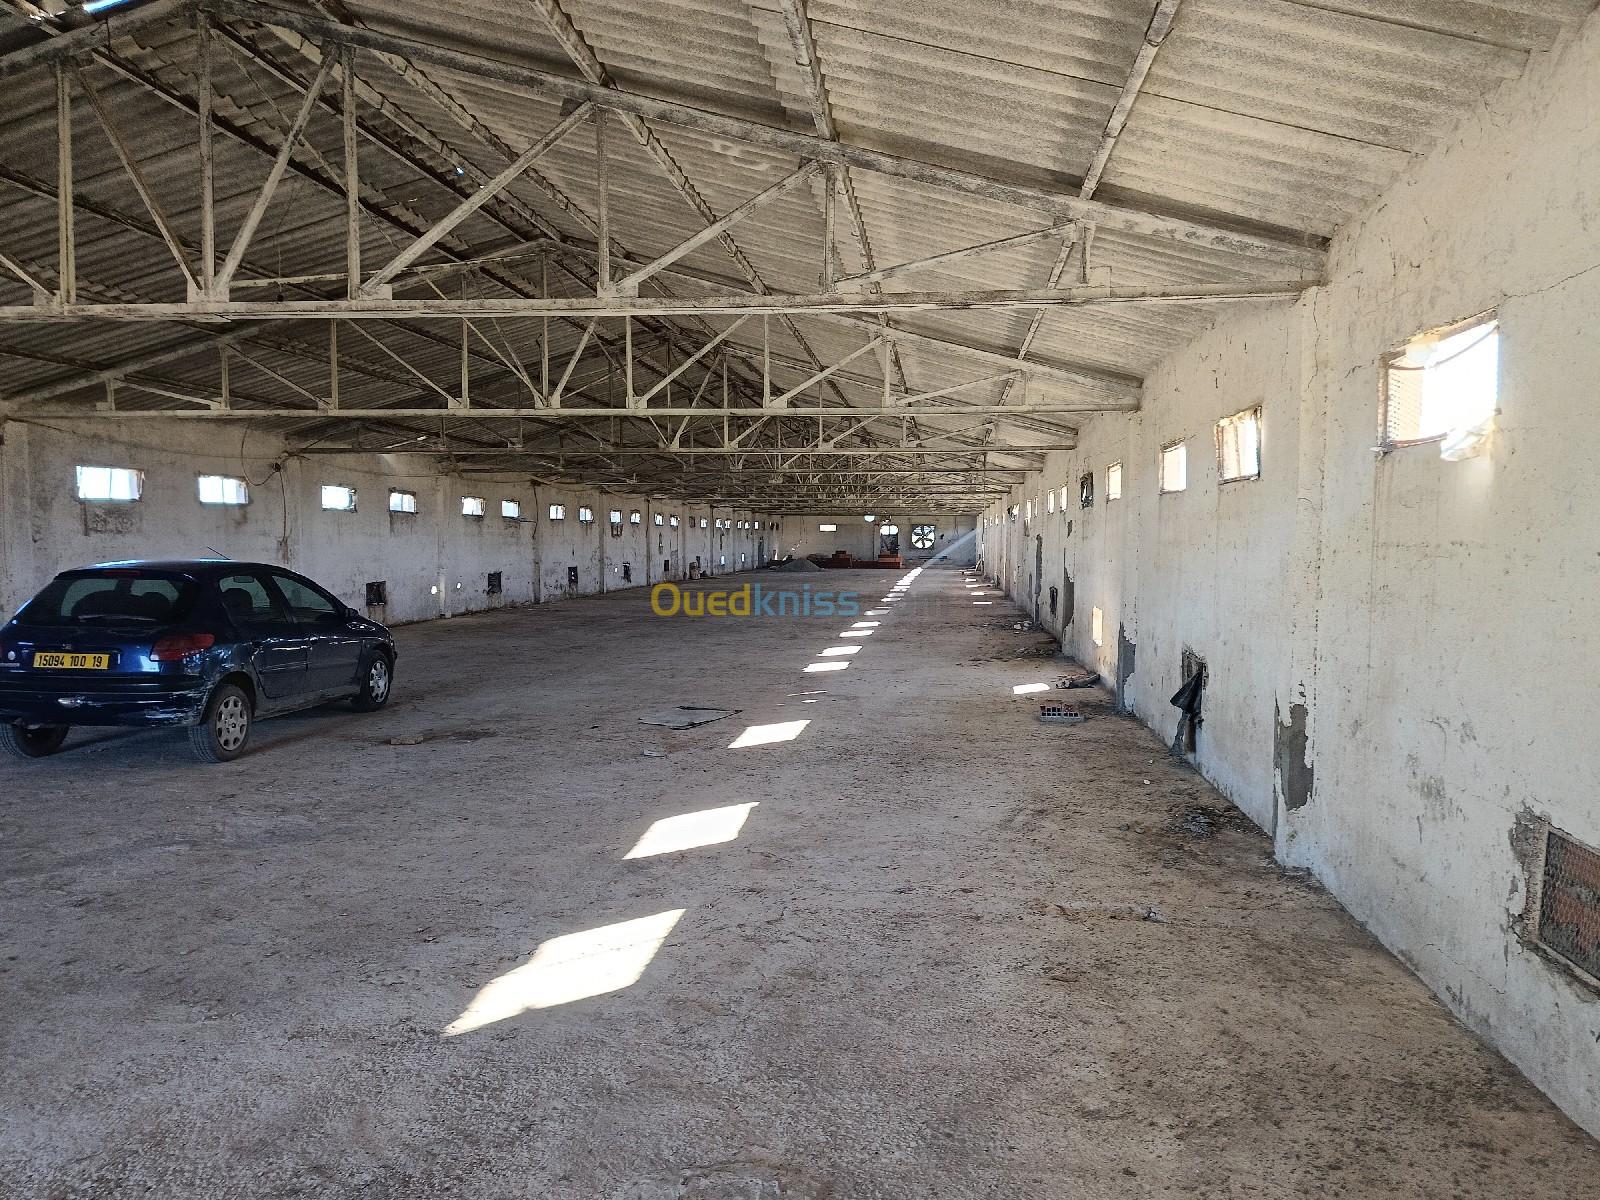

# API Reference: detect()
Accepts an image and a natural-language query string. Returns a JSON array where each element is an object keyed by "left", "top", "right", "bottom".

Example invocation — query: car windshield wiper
[{"left": 72, "top": 613, "right": 161, "bottom": 624}]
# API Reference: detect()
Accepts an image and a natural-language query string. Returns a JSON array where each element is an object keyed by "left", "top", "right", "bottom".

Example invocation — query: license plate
[{"left": 33, "top": 652, "right": 110, "bottom": 670}]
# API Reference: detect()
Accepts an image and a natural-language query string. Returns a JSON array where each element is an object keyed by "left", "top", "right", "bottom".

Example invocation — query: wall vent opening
[
  {"left": 364, "top": 580, "right": 387, "bottom": 608},
  {"left": 486, "top": 571, "right": 502, "bottom": 596},
  {"left": 1535, "top": 826, "right": 1600, "bottom": 987}
]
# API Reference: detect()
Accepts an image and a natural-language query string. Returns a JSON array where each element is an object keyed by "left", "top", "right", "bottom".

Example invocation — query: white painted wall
[
  {"left": 776, "top": 513, "right": 976, "bottom": 564},
  {"left": 0, "top": 424, "right": 770, "bottom": 623},
  {"left": 981, "top": 14, "right": 1600, "bottom": 1135}
]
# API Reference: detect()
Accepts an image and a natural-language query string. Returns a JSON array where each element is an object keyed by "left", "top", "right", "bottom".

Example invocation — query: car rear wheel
[
  {"left": 350, "top": 653, "right": 393, "bottom": 712},
  {"left": 189, "top": 683, "right": 252, "bottom": 763},
  {"left": 0, "top": 722, "right": 70, "bottom": 760}
]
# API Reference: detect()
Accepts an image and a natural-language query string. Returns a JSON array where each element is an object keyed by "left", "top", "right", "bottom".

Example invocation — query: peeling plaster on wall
[
  {"left": 1508, "top": 807, "right": 1550, "bottom": 950},
  {"left": 1115, "top": 624, "right": 1136, "bottom": 712},
  {"left": 1274, "top": 701, "right": 1314, "bottom": 812}
]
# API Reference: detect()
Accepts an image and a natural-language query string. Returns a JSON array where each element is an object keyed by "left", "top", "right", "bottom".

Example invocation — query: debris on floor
[
  {"left": 386, "top": 729, "right": 497, "bottom": 746},
  {"left": 1038, "top": 900, "right": 1169, "bottom": 923},
  {"left": 1038, "top": 703, "right": 1087, "bottom": 725},
  {"left": 638, "top": 706, "right": 741, "bottom": 729},
  {"left": 1010, "top": 620, "right": 1035, "bottom": 631},
  {"left": 1170, "top": 803, "right": 1258, "bottom": 840},
  {"left": 1055, "top": 672, "right": 1100, "bottom": 689},
  {"left": 766, "top": 557, "right": 822, "bottom": 573},
  {"left": 1013, "top": 643, "right": 1058, "bottom": 658}
]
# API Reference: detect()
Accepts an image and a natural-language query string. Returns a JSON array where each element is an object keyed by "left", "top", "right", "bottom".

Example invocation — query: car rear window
[{"left": 17, "top": 571, "right": 200, "bottom": 626}]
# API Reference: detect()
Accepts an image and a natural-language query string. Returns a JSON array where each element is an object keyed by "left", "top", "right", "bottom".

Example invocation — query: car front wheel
[
  {"left": 0, "top": 722, "right": 70, "bottom": 760},
  {"left": 350, "top": 653, "right": 394, "bottom": 712},
  {"left": 189, "top": 683, "right": 252, "bottom": 763}
]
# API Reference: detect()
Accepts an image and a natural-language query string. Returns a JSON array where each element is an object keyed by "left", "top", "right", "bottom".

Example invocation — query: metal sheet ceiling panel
[{"left": 0, "top": 0, "right": 1591, "bottom": 506}]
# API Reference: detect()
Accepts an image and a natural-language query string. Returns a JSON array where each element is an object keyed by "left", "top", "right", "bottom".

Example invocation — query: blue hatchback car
[{"left": 0, "top": 561, "right": 396, "bottom": 763}]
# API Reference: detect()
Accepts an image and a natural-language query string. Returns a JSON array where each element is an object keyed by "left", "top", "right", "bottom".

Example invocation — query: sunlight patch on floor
[
  {"left": 728, "top": 719, "right": 811, "bottom": 747},
  {"left": 444, "top": 909, "right": 684, "bottom": 1034},
  {"left": 625, "top": 803, "right": 757, "bottom": 859}
]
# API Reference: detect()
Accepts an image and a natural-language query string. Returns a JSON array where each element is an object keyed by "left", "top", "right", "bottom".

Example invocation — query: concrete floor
[{"left": 1, "top": 565, "right": 1595, "bottom": 1198}]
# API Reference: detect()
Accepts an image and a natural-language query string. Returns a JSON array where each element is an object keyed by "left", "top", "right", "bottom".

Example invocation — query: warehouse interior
[{"left": 2, "top": 0, "right": 1598, "bottom": 1194}]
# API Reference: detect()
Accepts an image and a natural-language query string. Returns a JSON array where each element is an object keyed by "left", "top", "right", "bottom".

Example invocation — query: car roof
[{"left": 74, "top": 559, "right": 287, "bottom": 576}]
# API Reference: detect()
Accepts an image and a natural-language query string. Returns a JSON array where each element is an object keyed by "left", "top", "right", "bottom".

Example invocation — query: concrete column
[
  {"left": 530, "top": 484, "right": 542, "bottom": 603},
  {"left": 0, "top": 422, "right": 35, "bottom": 617},
  {"left": 435, "top": 473, "right": 450, "bottom": 617},
  {"left": 1277, "top": 289, "right": 1330, "bottom": 853}
]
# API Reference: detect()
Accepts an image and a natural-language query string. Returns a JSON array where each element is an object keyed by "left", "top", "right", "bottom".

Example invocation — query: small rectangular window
[
  {"left": 197, "top": 474, "right": 248, "bottom": 506},
  {"left": 609, "top": 509, "right": 623, "bottom": 525},
  {"left": 365, "top": 580, "right": 387, "bottom": 607},
  {"left": 1106, "top": 462, "right": 1122, "bottom": 501},
  {"left": 1092, "top": 606, "right": 1104, "bottom": 646},
  {"left": 486, "top": 571, "right": 503, "bottom": 595},
  {"left": 819, "top": 523, "right": 838, "bottom": 532},
  {"left": 389, "top": 489, "right": 418, "bottom": 514},
  {"left": 1159, "top": 442, "right": 1187, "bottom": 494},
  {"left": 654, "top": 513, "right": 664, "bottom": 526},
  {"left": 669, "top": 515, "right": 679, "bottom": 528},
  {"left": 1382, "top": 315, "right": 1499, "bottom": 452},
  {"left": 501, "top": 499, "right": 522, "bottom": 520},
  {"left": 548, "top": 503, "right": 566, "bottom": 520},
  {"left": 1046, "top": 490, "right": 1055, "bottom": 514},
  {"left": 1216, "top": 407, "right": 1262, "bottom": 482},
  {"left": 1079, "top": 472, "right": 1094, "bottom": 509},
  {"left": 75, "top": 465, "right": 143, "bottom": 503},
  {"left": 577, "top": 506, "right": 595, "bottom": 523},
  {"left": 321, "top": 484, "right": 356, "bottom": 511},
  {"left": 700, "top": 517, "right": 709, "bottom": 529},
  {"left": 629, "top": 510, "right": 642, "bottom": 524},
  {"left": 461, "top": 495, "right": 486, "bottom": 517}
]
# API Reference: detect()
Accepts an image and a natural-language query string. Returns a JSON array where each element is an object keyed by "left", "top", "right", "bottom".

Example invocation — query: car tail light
[{"left": 150, "top": 632, "right": 216, "bottom": 662}]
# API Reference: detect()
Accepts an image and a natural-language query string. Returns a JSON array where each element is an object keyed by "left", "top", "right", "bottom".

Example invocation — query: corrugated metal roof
[{"left": 0, "top": 0, "right": 1590, "bottom": 503}]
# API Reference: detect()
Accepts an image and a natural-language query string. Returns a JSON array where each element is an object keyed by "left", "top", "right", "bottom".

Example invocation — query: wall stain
[{"left": 1275, "top": 701, "right": 1315, "bottom": 811}]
